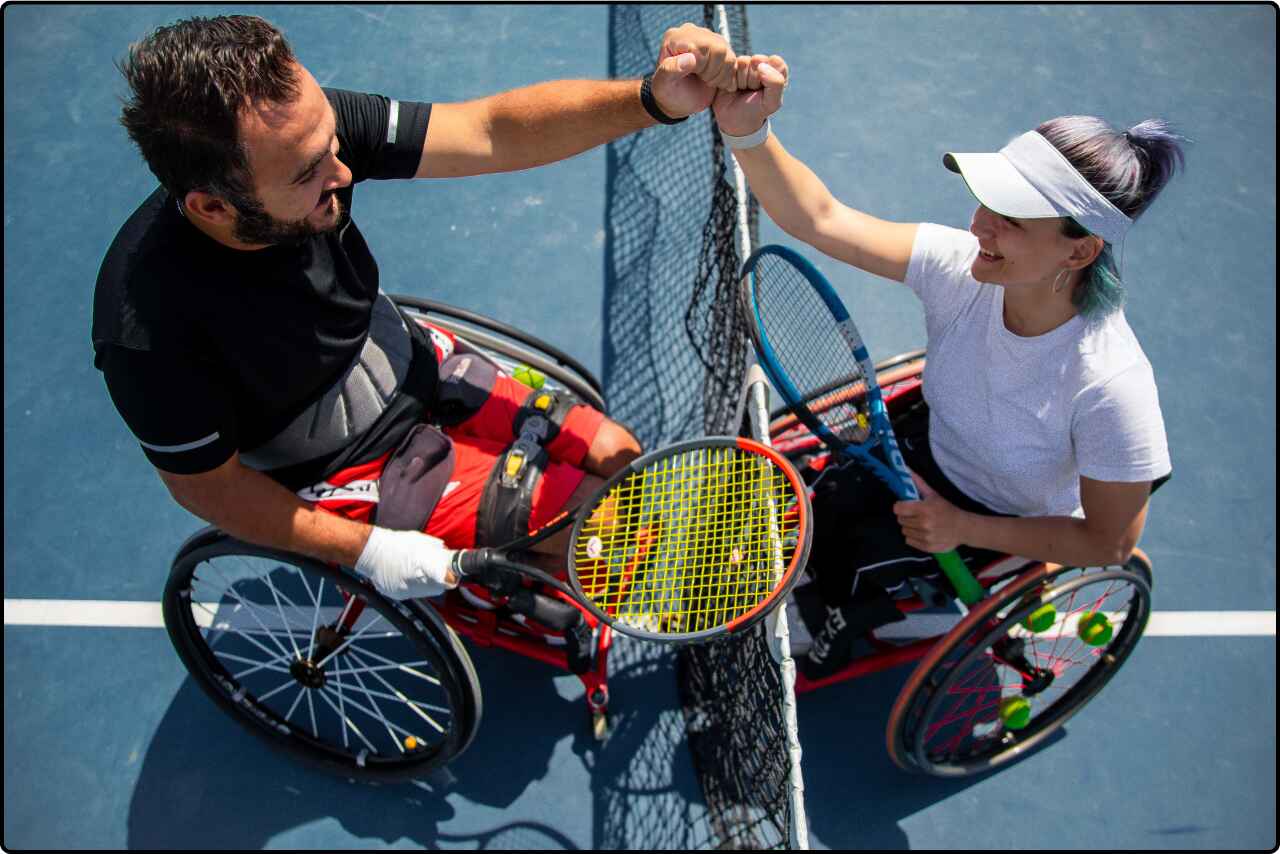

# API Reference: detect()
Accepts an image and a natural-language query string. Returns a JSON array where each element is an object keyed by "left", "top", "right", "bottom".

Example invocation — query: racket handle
[
  {"left": 934, "top": 549, "right": 984, "bottom": 606},
  {"left": 452, "top": 548, "right": 497, "bottom": 578}
]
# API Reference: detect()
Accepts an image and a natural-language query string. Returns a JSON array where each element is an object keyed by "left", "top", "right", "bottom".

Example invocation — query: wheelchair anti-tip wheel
[
  {"left": 163, "top": 528, "right": 483, "bottom": 780},
  {"left": 886, "top": 552, "right": 1153, "bottom": 777}
]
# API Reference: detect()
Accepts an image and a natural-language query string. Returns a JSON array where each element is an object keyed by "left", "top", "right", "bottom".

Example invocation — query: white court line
[
  {"left": 3, "top": 599, "right": 1277, "bottom": 636},
  {"left": 2, "top": 599, "right": 377, "bottom": 631}
]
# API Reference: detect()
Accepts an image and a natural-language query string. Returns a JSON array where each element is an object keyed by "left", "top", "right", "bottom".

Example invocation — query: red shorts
[{"left": 301, "top": 323, "right": 606, "bottom": 548}]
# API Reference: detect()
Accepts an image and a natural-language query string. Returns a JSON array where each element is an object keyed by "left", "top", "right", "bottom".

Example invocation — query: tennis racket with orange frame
[{"left": 451, "top": 436, "right": 812, "bottom": 644}]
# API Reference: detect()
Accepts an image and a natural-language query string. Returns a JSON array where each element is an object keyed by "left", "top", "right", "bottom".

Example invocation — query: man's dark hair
[{"left": 117, "top": 15, "right": 300, "bottom": 200}]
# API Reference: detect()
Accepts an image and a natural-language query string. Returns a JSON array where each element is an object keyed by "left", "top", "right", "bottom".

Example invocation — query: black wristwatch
[{"left": 640, "top": 74, "right": 687, "bottom": 125}]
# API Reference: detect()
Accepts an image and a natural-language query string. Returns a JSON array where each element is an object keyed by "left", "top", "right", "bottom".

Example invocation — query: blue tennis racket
[{"left": 740, "top": 244, "right": 984, "bottom": 605}]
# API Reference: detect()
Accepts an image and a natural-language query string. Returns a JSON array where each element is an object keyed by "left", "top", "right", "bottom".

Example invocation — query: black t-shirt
[{"left": 93, "top": 90, "right": 434, "bottom": 488}]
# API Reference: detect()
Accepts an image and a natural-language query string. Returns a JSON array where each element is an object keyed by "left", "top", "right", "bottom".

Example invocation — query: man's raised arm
[{"left": 415, "top": 23, "right": 736, "bottom": 179}]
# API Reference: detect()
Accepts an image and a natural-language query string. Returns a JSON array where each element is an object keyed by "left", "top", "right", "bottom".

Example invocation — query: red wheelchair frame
[{"left": 396, "top": 297, "right": 619, "bottom": 738}]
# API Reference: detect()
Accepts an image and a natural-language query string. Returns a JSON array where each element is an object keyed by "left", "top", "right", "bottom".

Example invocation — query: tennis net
[{"left": 603, "top": 4, "right": 808, "bottom": 848}]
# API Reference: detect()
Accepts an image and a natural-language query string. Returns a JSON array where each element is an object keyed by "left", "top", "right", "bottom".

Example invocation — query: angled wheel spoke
[
  {"left": 313, "top": 612, "right": 393, "bottom": 669},
  {"left": 320, "top": 684, "right": 423, "bottom": 745},
  {"left": 263, "top": 570, "right": 306, "bottom": 662},
  {"left": 220, "top": 556, "right": 316, "bottom": 635},
  {"left": 341, "top": 642, "right": 443, "bottom": 686},
  {"left": 199, "top": 567, "right": 302, "bottom": 661},
  {"left": 204, "top": 613, "right": 305, "bottom": 670},
  {"left": 315, "top": 686, "right": 380, "bottom": 755},
  {"left": 257, "top": 674, "right": 304, "bottom": 704},
  {"left": 218, "top": 651, "right": 295, "bottom": 679},
  {"left": 334, "top": 656, "right": 350, "bottom": 749},
  {"left": 342, "top": 662, "right": 404, "bottom": 753},
  {"left": 305, "top": 688, "right": 320, "bottom": 740},
  {"left": 284, "top": 684, "right": 307, "bottom": 723},
  {"left": 306, "top": 576, "right": 326, "bottom": 661},
  {"left": 346, "top": 648, "right": 452, "bottom": 729}
]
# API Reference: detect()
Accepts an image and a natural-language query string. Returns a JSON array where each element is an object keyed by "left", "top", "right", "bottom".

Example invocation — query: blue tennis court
[{"left": 4, "top": 4, "right": 1275, "bottom": 850}]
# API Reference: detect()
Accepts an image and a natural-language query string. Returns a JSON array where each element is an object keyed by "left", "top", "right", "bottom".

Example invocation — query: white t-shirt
[{"left": 903, "top": 223, "right": 1172, "bottom": 518}]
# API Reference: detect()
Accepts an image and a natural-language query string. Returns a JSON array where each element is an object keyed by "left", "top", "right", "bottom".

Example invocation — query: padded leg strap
[{"left": 476, "top": 431, "right": 548, "bottom": 546}]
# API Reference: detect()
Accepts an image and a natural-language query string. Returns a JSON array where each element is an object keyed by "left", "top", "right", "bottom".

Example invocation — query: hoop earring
[{"left": 1052, "top": 268, "right": 1070, "bottom": 294}]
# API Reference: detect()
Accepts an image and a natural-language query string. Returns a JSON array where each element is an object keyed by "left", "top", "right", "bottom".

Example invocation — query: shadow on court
[
  {"left": 125, "top": 644, "right": 585, "bottom": 849},
  {"left": 794, "top": 660, "right": 1065, "bottom": 850}
]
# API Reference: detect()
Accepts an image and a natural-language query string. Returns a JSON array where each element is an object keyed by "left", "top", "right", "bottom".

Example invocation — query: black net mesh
[{"left": 601, "top": 5, "right": 798, "bottom": 849}]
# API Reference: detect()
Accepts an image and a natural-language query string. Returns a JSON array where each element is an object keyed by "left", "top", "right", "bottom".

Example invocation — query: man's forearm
[
  {"left": 482, "top": 79, "right": 657, "bottom": 173},
  {"left": 163, "top": 462, "right": 371, "bottom": 568}
]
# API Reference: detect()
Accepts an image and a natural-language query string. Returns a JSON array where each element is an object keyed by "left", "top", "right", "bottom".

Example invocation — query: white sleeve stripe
[
  {"left": 387, "top": 99, "right": 400, "bottom": 144},
  {"left": 139, "top": 432, "right": 221, "bottom": 453}
]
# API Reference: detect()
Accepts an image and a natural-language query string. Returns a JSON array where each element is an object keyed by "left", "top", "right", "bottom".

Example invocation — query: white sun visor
[{"left": 944, "top": 131, "right": 1132, "bottom": 246}]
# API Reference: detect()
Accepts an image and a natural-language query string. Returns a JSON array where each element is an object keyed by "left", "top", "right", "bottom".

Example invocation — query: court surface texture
[{"left": 4, "top": 4, "right": 1275, "bottom": 850}]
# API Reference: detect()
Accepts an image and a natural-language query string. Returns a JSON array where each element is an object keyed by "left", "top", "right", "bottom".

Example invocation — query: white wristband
[
  {"left": 720, "top": 118, "right": 771, "bottom": 151},
  {"left": 354, "top": 527, "right": 457, "bottom": 600}
]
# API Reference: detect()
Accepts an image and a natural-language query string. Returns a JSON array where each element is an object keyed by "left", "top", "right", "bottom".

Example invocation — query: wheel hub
[
  {"left": 289, "top": 657, "right": 327, "bottom": 689},
  {"left": 992, "top": 638, "right": 1055, "bottom": 696}
]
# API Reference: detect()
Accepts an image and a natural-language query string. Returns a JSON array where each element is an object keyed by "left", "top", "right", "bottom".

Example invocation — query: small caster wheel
[{"left": 592, "top": 710, "right": 609, "bottom": 741}]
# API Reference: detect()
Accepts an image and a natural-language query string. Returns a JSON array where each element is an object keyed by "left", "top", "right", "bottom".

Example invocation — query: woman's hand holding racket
[{"left": 893, "top": 471, "right": 969, "bottom": 554}]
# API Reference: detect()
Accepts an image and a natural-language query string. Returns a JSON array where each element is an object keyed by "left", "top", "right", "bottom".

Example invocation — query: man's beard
[{"left": 229, "top": 190, "right": 345, "bottom": 247}]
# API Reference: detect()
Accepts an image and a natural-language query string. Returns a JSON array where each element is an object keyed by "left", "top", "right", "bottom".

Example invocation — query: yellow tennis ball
[
  {"left": 999, "top": 696, "right": 1031, "bottom": 730},
  {"left": 404, "top": 736, "right": 418, "bottom": 750},
  {"left": 512, "top": 365, "right": 545, "bottom": 390},
  {"left": 1023, "top": 603, "right": 1057, "bottom": 634},
  {"left": 1077, "top": 611, "right": 1113, "bottom": 647}
]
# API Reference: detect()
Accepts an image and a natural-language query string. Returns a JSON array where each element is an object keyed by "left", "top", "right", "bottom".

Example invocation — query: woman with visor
[{"left": 711, "top": 56, "right": 1186, "bottom": 677}]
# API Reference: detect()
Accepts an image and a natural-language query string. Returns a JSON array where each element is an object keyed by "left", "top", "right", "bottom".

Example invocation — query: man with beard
[{"left": 93, "top": 15, "right": 743, "bottom": 600}]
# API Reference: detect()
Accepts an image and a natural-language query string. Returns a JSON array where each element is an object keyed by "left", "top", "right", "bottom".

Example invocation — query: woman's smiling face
[{"left": 967, "top": 204, "right": 1084, "bottom": 289}]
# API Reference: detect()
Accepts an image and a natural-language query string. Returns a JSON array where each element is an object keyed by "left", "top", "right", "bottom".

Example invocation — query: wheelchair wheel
[
  {"left": 163, "top": 528, "right": 483, "bottom": 781},
  {"left": 886, "top": 552, "right": 1152, "bottom": 777}
]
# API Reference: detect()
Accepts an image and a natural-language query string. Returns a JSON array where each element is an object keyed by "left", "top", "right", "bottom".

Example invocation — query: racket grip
[
  {"left": 452, "top": 548, "right": 497, "bottom": 578},
  {"left": 934, "top": 549, "right": 984, "bottom": 606}
]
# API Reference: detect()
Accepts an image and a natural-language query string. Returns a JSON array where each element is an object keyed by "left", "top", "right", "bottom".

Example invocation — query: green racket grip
[{"left": 934, "top": 549, "right": 984, "bottom": 605}]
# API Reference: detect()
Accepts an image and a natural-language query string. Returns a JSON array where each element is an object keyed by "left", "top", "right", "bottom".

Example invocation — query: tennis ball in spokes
[
  {"left": 1022, "top": 603, "right": 1056, "bottom": 633},
  {"left": 513, "top": 365, "right": 546, "bottom": 390},
  {"left": 1077, "top": 611, "right": 1113, "bottom": 647},
  {"left": 998, "top": 696, "right": 1031, "bottom": 730}
]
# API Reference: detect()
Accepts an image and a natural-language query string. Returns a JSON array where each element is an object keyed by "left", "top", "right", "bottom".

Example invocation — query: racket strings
[
  {"left": 572, "top": 446, "right": 801, "bottom": 635},
  {"left": 752, "top": 256, "right": 874, "bottom": 444}
]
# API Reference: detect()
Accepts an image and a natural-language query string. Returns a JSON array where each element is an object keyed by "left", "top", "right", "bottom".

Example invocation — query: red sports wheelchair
[
  {"left": 768, "top": 351, "right": 1155, "bottom": 777},
  {"left": 162, "top": 297, "right": 622, "bottom": 781}
]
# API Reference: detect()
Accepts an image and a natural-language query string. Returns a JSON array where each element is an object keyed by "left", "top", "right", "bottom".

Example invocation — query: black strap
[{"left": 640, "top": 75, "right": 687, "bottom": 125}]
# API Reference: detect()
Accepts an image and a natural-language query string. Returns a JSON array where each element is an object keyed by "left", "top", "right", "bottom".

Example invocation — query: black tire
[
  {"left": 162, "top": 528, "right": 483, "bottom": 781},
  {"left": 886, "top": 554, "right": 1152, "bottom": 777}
]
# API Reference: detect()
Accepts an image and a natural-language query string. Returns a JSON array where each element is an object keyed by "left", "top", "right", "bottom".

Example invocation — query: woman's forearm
[
  {"left": 963, "top": 511, "right": 1137, "bottom": 568},
  {"left": 730, "top": 134, "right": 839, "bottom": 242}
]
